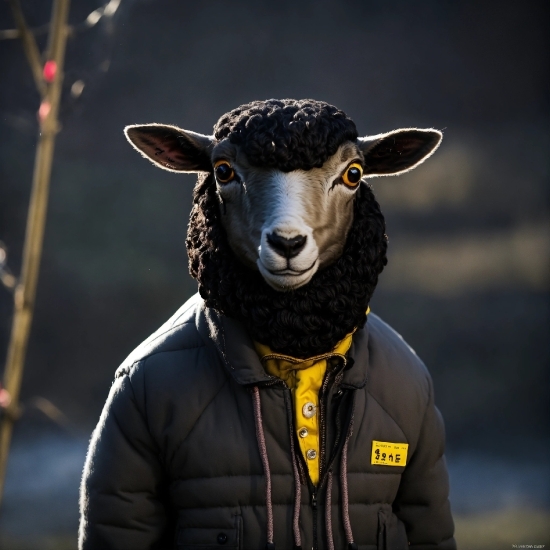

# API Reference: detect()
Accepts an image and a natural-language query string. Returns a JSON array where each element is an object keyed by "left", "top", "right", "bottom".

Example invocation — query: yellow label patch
[{"left": 371, "top": 440, "right": 408, "bottom": 467}]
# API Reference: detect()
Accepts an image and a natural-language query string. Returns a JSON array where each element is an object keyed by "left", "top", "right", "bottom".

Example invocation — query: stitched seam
[
  {"left": 421, "top": 374, "right": 433, "bottom": 432},
  {"left": 218, "top": 317, "right": 232, "bottom": 370},
  {"left": 366, "top": 391, "right": 408, "bottom": 443},
  {"left": 114, "top": 373, "right": 158, "bottom": 459},
  {"left": 139, "top": 319, "right": 195, "bottom": 348},
  {"left": 346, "top": 471, "right": 402, "bottom": 476},
  {"left": 408, "top": 375, "right": 435, "bottom": 466},
  {"left": 171, "top": 502, "right": 393, "bottom": 510},
  {"left": 392, "top": 502, "right": 432, "bottom": 508},
  {"left": 168, "top": 376, "right": 230, "bottom": 466},
  {"left": 170, "top": 503, "right": 306, "bottom": 510},
  {"left": 117, "top": 343, "right": 205, "bottom": 378},
  {"left": 173, "top": 473, "right": 294, "bottom": 482},
  {"left": 409, "top": 538, "right": 455, "bottom": 547},
  {"left": 125, "top": 359, "right": 154, "bottom": 442},
  {"left": 125, "top": 367, "right": 165, "bottom": 468},
  {"left": 95, "top": 521, "right": 153, "bottom": 532}
]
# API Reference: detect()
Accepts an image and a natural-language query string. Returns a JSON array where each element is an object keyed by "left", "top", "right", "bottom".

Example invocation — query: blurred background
[{"left": 0, "top": 0, "right": 548, "bottom": 548}]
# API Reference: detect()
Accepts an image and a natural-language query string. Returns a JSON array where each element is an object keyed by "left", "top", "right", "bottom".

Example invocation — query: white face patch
[{"left": 213, "top": 141, "right": 363, "bottom": 291}]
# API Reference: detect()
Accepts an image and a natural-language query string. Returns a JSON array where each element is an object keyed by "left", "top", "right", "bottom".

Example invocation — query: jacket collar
[
  {"left": 342, "top": 322, "right": 369, "bottom": 389},
  {"left": 197, "top": 299, "right": 369, "bottom": 389}
]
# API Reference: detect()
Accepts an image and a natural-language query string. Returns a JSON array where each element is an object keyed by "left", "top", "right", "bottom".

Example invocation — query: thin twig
[
  {"left": 8, "top": 0, "right": 47, "bottom": 97},
  {"left": 0, "top": 0, "right": 122, "bottom": 40}
]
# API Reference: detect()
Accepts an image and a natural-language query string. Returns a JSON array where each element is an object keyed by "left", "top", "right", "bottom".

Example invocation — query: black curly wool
[
  {"left": 214, "top": 99, "right": 358, "bottom": 172},
  {"left": 186, "top": 99, "right": 388, "bottom": 358},
  {"left": 187, "top": 180, "right": 388, "bottom": 358}
]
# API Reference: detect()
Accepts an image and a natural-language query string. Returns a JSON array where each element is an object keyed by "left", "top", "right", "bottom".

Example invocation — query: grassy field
[{"left": 455, "top": 509, "right": 550, "bottom": 550}]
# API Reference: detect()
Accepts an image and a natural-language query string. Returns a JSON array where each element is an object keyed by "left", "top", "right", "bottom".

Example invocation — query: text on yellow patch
[{"left": 371, "top": 440, "right": 408, "bottom": 466}]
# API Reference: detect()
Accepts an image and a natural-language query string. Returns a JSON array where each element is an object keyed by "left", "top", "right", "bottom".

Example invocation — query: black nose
[{"left": 267, "top": 233, "right": 307, "bottom": 259}]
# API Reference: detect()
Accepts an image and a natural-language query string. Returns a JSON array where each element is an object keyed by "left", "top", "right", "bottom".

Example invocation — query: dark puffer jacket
[{"left": 79, "top": 294, "right": 455, "bottom": 550}]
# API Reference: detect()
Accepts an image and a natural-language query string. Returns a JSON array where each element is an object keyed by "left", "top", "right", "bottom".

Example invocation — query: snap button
[
  {"left": 306, "top": 449, "right": 317, "bottom": 460},
  {"left": 302, "top": 402, "right": 317, "bottom": 418},
  {"left": 217, "top": 532, "right": 228, "bottom": 544},
  {"left": 298, "top": 427, "right": 308, "bottom": 438}
]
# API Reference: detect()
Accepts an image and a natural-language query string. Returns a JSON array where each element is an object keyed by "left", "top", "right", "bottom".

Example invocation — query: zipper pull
[{"left": 311, "top": 491, "right": 317, "bottom": 510}]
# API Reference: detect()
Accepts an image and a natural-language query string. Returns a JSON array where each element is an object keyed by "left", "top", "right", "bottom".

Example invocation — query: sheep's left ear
[
  {"left": 358, "top": 128, "right": 442, "bottom": 177},
  {"left": 124, "top": 124, "right": 215, "bottom": 173}
]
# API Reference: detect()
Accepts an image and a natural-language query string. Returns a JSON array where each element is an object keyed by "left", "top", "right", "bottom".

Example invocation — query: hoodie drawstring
[
  {"left": 252, "top": 386, "right": 275, "bottom": 550},
  {"left": 253, "top": 385, "right": 357, "bottom": 550},
  {"left": 325, "top": 470, "right": 335, "bottom": 550},
  {"left": 284, "top": 389, "right": 303, "bottom": 550},
  {"left": 327, "top": 391, "right": 357, "bottom": 550}
]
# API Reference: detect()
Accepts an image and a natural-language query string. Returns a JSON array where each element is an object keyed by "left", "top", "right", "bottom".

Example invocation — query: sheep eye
[
  {"left": 214, "top": 160, "right": 235, "bottom": 184},
  {"left": 341, "top": 163, "right": 363, "bottom": 187}
]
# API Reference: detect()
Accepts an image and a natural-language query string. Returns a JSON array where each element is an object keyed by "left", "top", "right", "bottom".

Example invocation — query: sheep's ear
[
  {"left": 124, "top": 124, "right": 214, "bottom": 173},
  {"left": 358, "top": 128, "right": 442, "bottom": 177}
]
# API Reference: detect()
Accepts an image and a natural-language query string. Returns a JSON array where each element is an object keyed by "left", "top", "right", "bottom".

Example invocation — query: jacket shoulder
[
  {"left": 115, "top": 293, "right": 205, "bottom": 378},
  {"left": 366, "top": 313, "right": 433, "bottom": 438},
  {"left": 368, "top": 313, "right": 429, "bottom": 382}
]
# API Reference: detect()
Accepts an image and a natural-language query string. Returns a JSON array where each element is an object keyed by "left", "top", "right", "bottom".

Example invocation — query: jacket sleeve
[
  {"left": 393, "top": 374, "right": 456, "bottom": 549},
  {"left": 79, "top": 363, "right": 169, "bottom": 550}
]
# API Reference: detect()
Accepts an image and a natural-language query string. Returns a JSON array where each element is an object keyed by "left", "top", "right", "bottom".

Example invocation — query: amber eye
[
  {"left": 341, "top": 163, "right": 363, "bottom": 187},
  {"left": 214, "top": 160, "right": 235, "bottom": 183}
]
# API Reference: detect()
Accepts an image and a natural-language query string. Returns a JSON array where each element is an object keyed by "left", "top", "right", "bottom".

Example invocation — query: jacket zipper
[
  {"left": 311, "top": 486, "right": 318, "bottom": 550},
  {"left": 319, "top": 357, "right": 347, "bottom": 483},
  {"left": 314, "top": 358, "right": 346, "bottom": 549},
  {"left": 318, "top": 370, "right": 331, "bottom": 482},
  {"left": 258, "top": 360, "right": 347, "bottom": 550},
  {"left": 280, "top": 379, "right": 323, "bottom": 550}
]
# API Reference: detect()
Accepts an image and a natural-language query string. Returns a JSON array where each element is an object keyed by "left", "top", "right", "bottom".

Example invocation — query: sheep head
[{"left": 125, "top": 100, "right": 441, "bottom": 293}]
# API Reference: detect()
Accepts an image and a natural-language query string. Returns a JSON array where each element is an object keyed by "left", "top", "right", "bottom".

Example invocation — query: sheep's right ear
[
  {"left": 124, "top": 124, "right": 215, "bottom": 173},
  {"left": 358, "top": 128, "right": 442, "bottom": 177}
]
